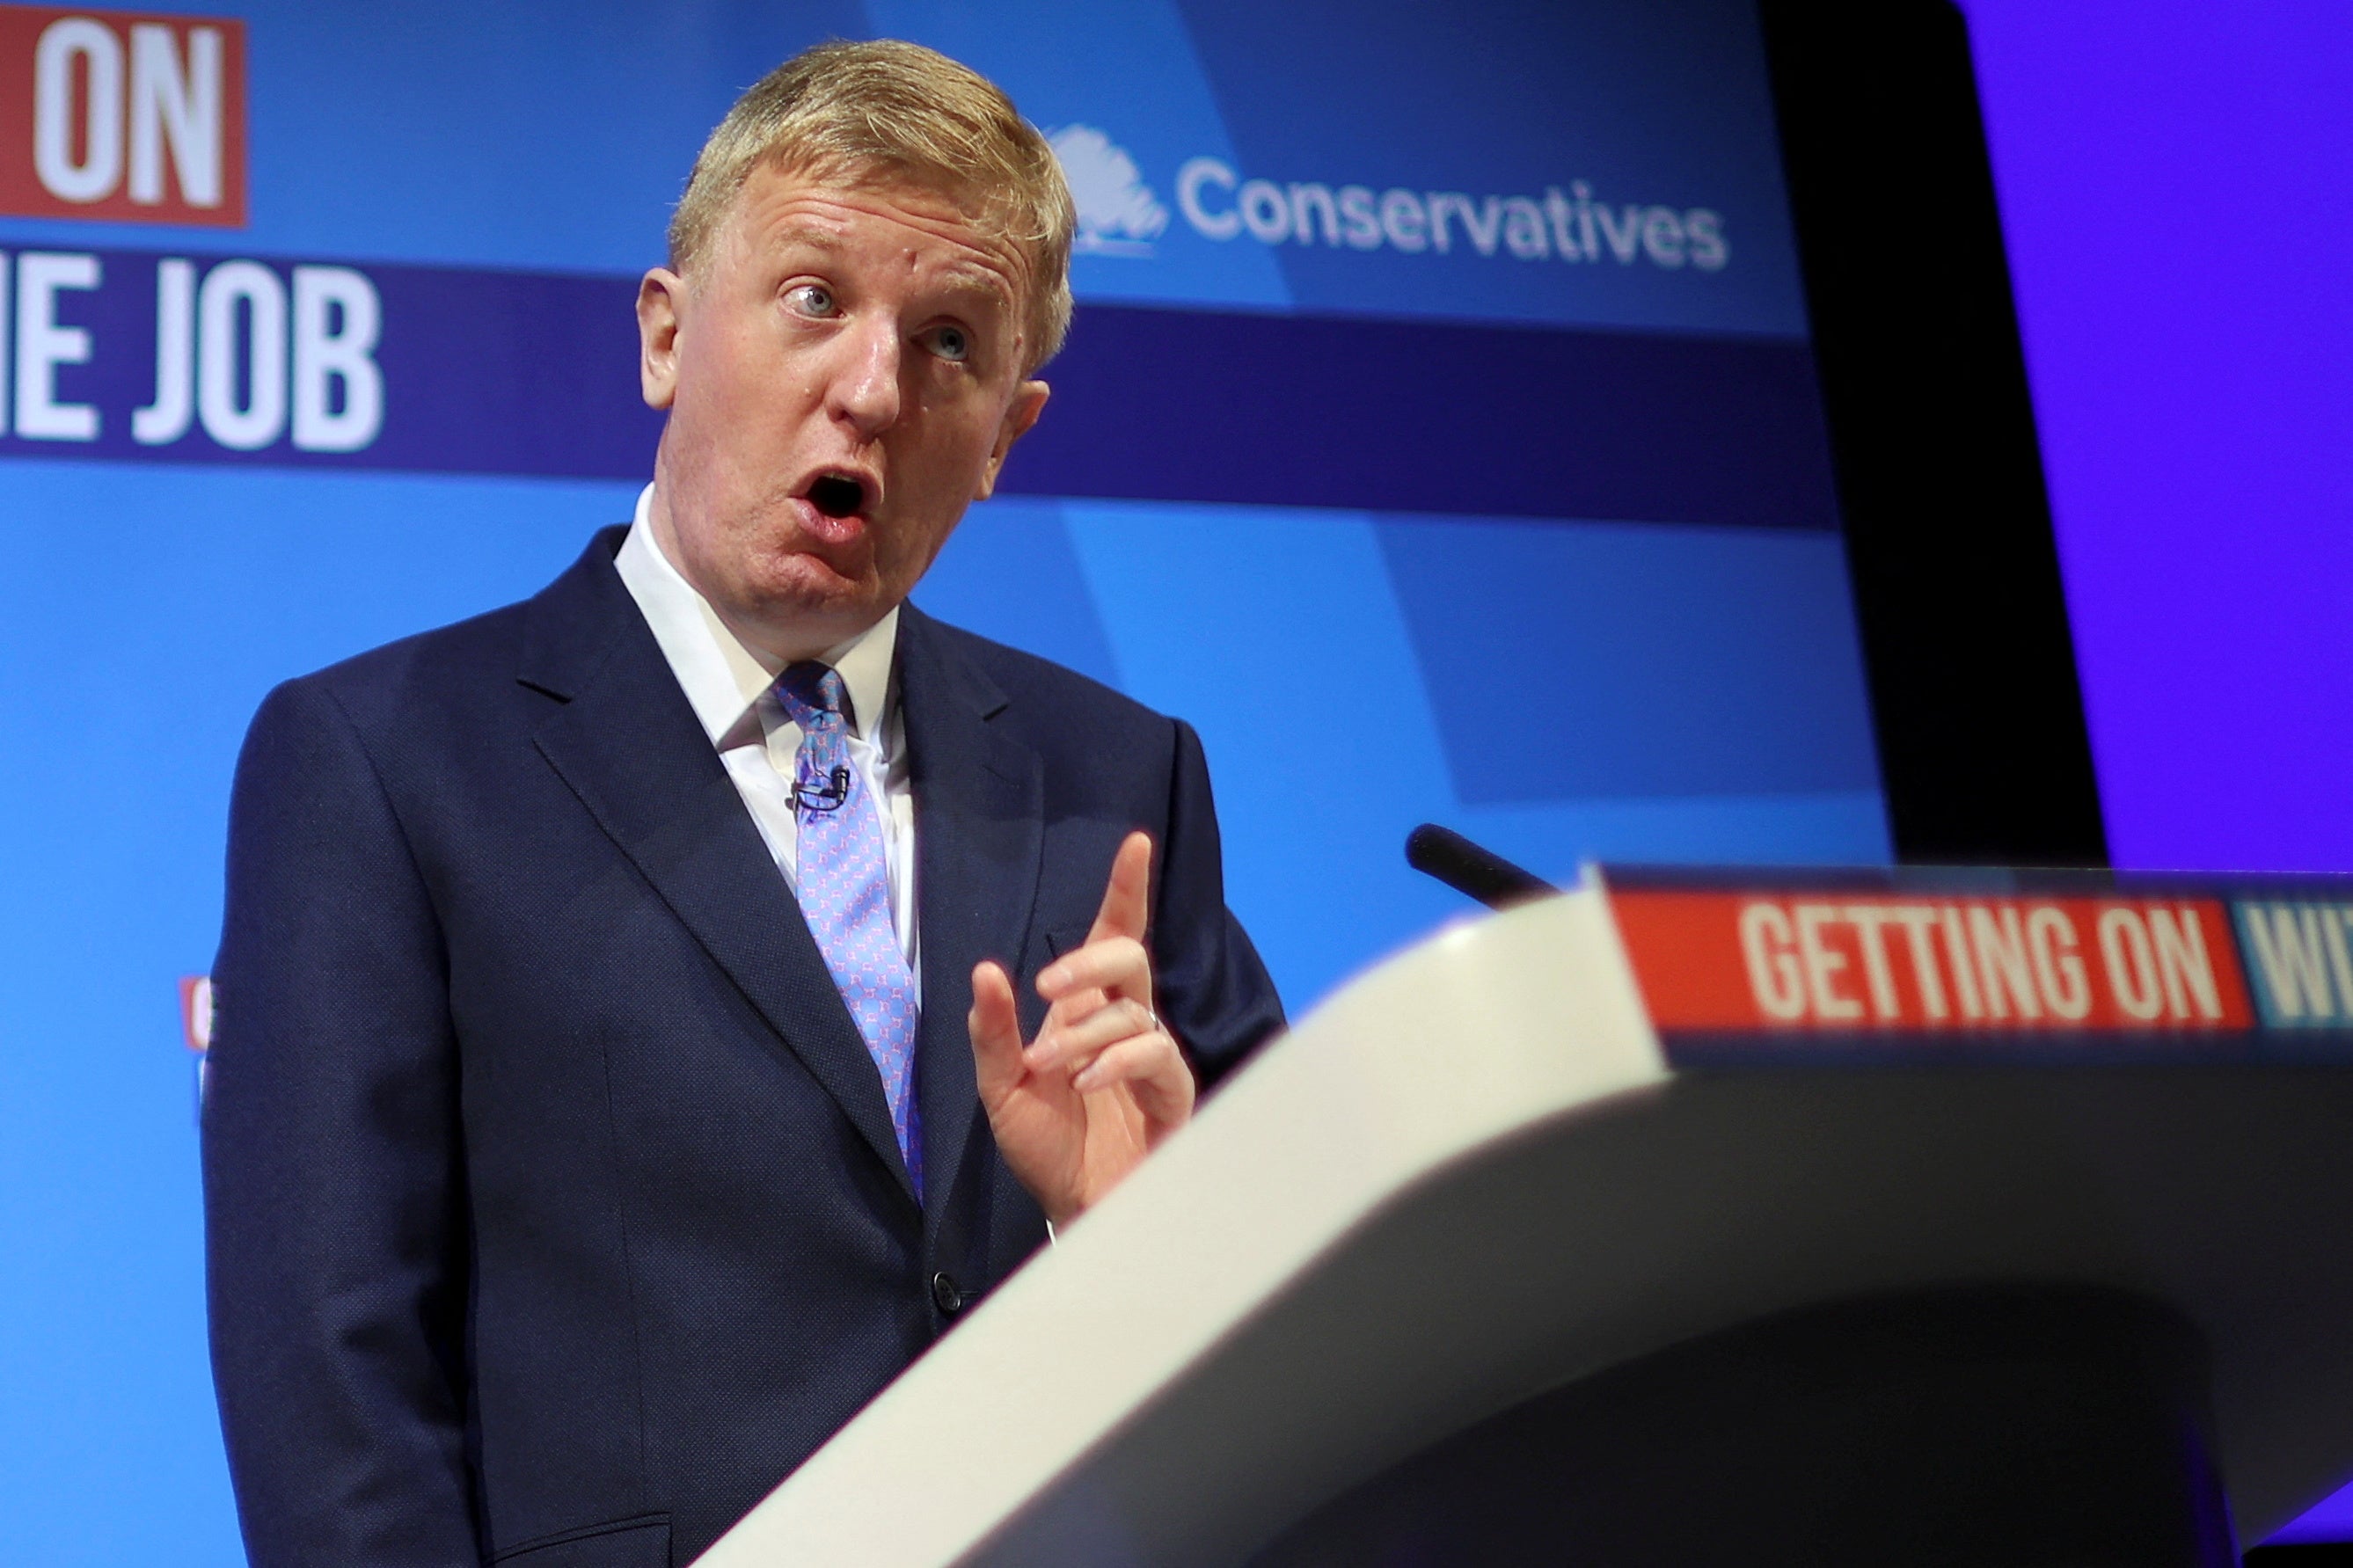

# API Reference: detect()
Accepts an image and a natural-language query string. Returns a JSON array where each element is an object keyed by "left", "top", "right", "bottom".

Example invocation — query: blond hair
[{"left": 669, "top": 39, "right": 1075, "bottom": 372}]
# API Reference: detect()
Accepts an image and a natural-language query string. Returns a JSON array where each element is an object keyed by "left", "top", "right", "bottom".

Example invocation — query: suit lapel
[
  {"left": 897, "top": 606, "right": 1043, "bottom": 1235},
  {"left": 521, "top": 533, "right": 915, "bottom": 1206}
]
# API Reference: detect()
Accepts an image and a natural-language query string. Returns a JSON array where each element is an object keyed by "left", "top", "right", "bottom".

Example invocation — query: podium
[{"left": 699, "top": 870, "right": 2353, "bottom": 1565}]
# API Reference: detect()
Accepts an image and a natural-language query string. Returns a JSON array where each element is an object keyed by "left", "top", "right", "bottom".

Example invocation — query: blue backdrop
[
  {"left": 1960, "top": 0, "right": 2353, "bottom": 1543},
  {"left": 0, "top": 3, "right": 1888, "bottom": 1560}
]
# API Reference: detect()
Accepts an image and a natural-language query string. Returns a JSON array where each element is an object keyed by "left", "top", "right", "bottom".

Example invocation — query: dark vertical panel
[{"left": 1759, "top": 0, "right": 2107, "bottom": 864}]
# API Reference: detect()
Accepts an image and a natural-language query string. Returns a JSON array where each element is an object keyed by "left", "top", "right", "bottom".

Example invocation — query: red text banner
[
  {"left": 0, "top": 4, "right": 245, "bottom": 225},
  {"left": 1610, "top": 889, "right": 2255, "bottom": 1033}
]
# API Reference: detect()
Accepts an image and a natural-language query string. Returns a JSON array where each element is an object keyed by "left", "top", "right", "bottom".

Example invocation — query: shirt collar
[{"left": 614, "top": 484, "right": 898, "bottom": 749}]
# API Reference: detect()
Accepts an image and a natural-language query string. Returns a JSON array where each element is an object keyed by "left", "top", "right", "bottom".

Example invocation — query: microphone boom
[{"left": 1404, "top": 823, "right": 1556, "bottom": 911}]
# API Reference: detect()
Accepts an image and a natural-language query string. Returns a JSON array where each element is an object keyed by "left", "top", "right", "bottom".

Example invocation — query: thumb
[{"left": 968, "top": 960, "right": 1027, "bottom": 1105}]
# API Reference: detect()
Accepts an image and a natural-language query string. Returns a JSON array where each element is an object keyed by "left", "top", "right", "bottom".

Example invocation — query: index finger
[{"left": 1087, "top": 831, "right": 1153, "bottom": 945}]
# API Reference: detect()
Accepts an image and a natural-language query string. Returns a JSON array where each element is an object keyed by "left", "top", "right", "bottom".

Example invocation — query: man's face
[{"left": 636, "top": 162, "right": 1050, "bottom": 659}]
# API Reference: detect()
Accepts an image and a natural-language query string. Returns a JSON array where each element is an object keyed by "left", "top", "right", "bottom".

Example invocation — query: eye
[
  {"left": 925, "top": 325, "right": 970, "bottom": 362},
  {"left": 786, "top": 283, "right": 837, "bottom": 317}
]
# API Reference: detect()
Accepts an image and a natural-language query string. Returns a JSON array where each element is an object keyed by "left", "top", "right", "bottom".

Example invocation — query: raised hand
[{"left": 967, "top": 831, "right": 1196, "bottom": 1228}]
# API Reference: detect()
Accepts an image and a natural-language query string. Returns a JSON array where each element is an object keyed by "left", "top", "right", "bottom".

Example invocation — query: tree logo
[{"left": 1049, "top": 125, "right": 1167, "bottom": 258}]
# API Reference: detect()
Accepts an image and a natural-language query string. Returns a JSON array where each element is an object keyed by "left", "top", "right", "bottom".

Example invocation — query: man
[{"left": 203, "top": 40, "right": 1283, "bottom": 1568}]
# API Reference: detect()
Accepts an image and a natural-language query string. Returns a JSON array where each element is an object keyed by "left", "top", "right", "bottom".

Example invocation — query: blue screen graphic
[{"left": 0, "top": 3, "right": 1886, "bottom": 1561}]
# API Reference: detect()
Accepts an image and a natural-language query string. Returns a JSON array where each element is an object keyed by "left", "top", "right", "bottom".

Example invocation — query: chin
[{"left": 744, "top": 558, "right": 880, "bottom": 628}]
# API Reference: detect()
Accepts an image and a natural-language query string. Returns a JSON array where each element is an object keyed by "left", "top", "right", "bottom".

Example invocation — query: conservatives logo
[
  {"left": 1174, "top": 157, "right": 1725, "bottom": 271},
  {"left": 1049, "top": 124, "right": 1168, "bottom": 258},
  {"left": 1047, "top": 125, "right": 1728, "bottom": 274}
]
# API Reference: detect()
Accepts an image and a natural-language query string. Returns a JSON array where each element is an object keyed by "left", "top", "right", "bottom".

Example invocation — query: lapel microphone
[{"left": 793, "top": 765, "right": 852, "bottom": 816}]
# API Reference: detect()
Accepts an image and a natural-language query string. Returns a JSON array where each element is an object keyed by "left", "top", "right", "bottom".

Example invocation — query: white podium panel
[{"left": 699, "top": 879, "right": 2353, "bottom": 1565}]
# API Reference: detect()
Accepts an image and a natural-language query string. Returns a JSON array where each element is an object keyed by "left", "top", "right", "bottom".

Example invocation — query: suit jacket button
[{"left": 931, "top": 1271, "right": 964, "bottom": 1315}]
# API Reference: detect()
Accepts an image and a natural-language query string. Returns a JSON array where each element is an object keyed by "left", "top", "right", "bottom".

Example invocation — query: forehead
[{"left": 720, "top": 163, "right": 1027, "bottom": 311}]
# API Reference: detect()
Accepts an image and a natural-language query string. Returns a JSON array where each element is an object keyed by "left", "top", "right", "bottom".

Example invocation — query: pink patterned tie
[{"left": 774, "top": 663, "right": 922, "bottom": 1199}]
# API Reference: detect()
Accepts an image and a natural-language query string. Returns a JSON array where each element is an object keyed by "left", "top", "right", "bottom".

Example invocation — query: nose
[{"left": 825, "top": 317, "right": 902, "bottom": 440}]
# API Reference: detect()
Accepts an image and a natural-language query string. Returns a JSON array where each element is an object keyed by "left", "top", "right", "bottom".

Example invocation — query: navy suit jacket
[{"left": 202, "top": 528, "right": 1284, "bottom": 1567}]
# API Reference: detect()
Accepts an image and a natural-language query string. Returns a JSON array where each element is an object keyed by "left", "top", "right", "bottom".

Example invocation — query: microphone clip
[{"left": 793, "top": 764, "right": 852, "bottom": 816}]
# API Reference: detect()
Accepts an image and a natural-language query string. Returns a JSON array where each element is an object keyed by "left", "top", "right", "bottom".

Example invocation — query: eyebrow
[
  {"left": 765, "top": 221, "right": 847, "bottom": 253},
  {"left": 757, "top": 221, "right": 1019, "bottom": 315},
  {"left": 934, "top": 261, "right": 1017, "bottom": 312}
]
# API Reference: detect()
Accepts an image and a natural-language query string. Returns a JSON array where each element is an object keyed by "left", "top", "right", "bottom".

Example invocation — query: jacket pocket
[{"left": 493, "top": 1513, "right": 669, "bottom": 1568}]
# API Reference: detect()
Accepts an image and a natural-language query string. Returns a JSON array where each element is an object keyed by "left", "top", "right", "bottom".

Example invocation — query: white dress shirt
[{"left": 614, "top": 485, "right": 921, "bottom": 991}]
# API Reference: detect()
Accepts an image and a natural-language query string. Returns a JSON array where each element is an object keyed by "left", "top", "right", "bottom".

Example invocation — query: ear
[
  {"left": 976, "top": 380, "right": 1050, "bottom": 500},
  {"left": 637, "top": 267, "right": 686, "bottom": 411}
]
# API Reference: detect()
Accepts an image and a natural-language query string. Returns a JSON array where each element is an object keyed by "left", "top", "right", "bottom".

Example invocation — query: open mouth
[{"left": 807, "top": 474, "right": 866, "bottom": 519}]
